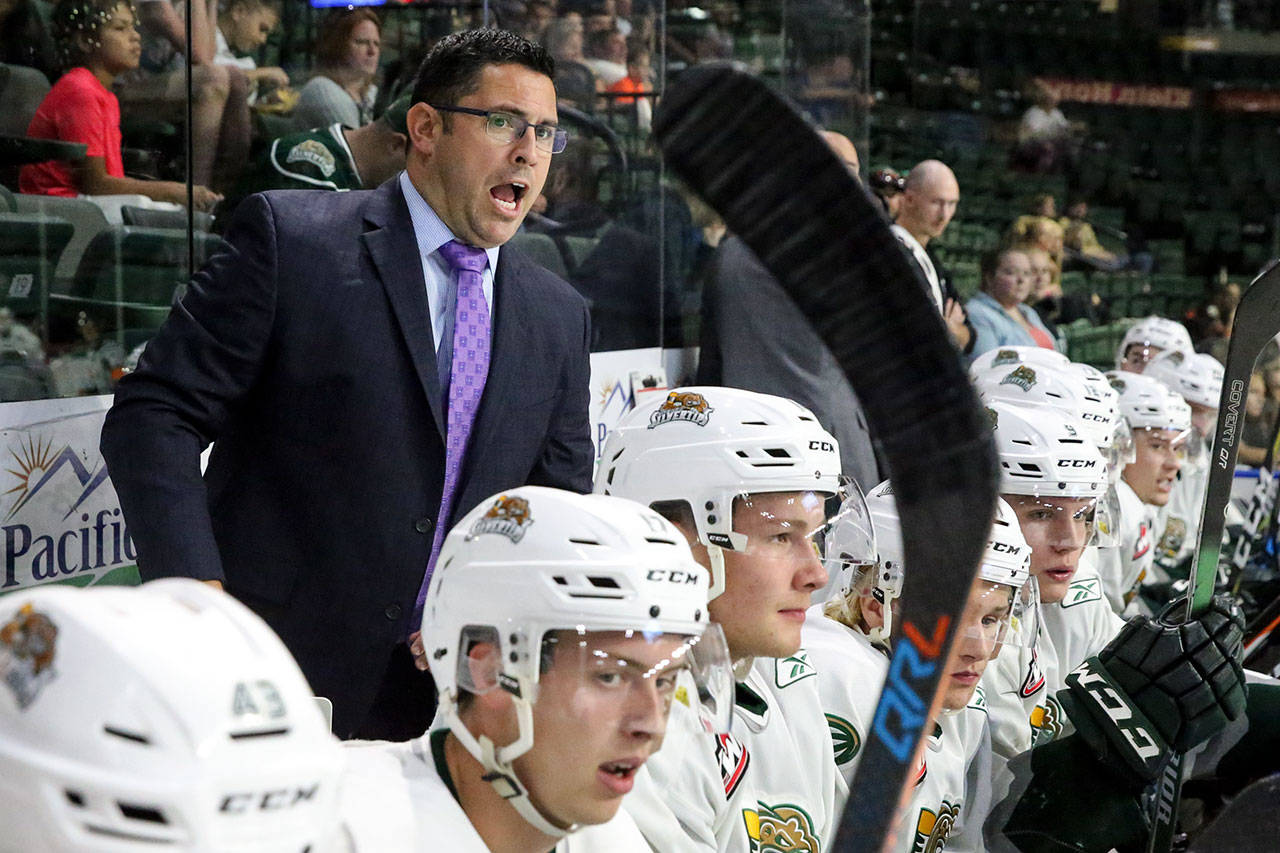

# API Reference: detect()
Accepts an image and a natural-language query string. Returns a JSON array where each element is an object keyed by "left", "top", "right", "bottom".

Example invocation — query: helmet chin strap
[
  {"left": 443, "top": 700, "right": 576, "bottom": 840},
  {"left": 707, "top": 543, "right": 727, "bottom": 602}
]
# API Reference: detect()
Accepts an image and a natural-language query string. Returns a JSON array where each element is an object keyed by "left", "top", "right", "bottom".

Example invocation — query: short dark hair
[
  {"left": 315, "top": 7, "right": 380, "bottom": 70},
  {"left": 980, "top": 247, "right": 1026, "bottom": 284},
  {"left": 409, "top": 28, "right": 555, "bottom": 123},
  {"left": 52, "top": 0, "right": 132, "bottom": 69}
]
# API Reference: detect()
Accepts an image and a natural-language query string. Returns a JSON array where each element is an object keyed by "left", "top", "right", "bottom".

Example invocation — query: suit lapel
[{"left": 360, "top": 181, "right": 446, "bottom": 438}]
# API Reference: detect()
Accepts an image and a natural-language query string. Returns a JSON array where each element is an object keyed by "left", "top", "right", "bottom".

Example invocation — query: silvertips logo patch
[
  {"left": 648, "top": 392, "right": 713, "bottom": 428},
  {"left": 1, "top": 603, "right": 58, "bottom": 709},
  {"left": 1000, "top": 365, "right": 1038, "bottom": 392},
  {"left": 469, "top": 495, "right": 533, "bottom": 543}
]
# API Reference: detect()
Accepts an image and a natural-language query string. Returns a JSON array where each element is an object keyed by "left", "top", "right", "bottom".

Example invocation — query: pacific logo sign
[{"left": 1, "top": 434, "right": 135, "bottom": 590}]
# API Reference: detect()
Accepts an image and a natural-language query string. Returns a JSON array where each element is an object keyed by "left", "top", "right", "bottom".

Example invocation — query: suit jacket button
[
  {"left": 384, "top": 604, "right": 402, "bottom": 621},
  {"left": 414, "top": 517, "right": 433, "bottom": 534}
]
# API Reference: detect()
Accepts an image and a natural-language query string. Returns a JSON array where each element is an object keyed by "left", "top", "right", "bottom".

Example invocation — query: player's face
[
  {"left": 94, "top": 3, "right": 141, "bottom": 76},
  {"left": 1120, "top": 343, "right": 1161, "bottom": 373},
  {"left": 412, "top": 63, "right": 556, "bottom": 248},
  {"left": 517, "top": 631, "right": 685, "bottom": 827},
  {"left": 1123, "top": 427, "right": 1185, "bottom": 506},
  {"left": 1006, "top": 495, "right": 1091, "bottom": 604},
  {"left": 943, "top": 580, "right": 1011, "bottom": 709},
  {"left": 709, "top": 491, "right": 828, "bottom": 660},
  {"left": 1189, "top": 402, "right": 1216, "bottom": 440}
]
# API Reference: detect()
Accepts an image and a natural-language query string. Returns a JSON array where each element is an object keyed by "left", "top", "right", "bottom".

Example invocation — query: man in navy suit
[{"left": 100, "top": 30, "right": 593, "bottom": 739}]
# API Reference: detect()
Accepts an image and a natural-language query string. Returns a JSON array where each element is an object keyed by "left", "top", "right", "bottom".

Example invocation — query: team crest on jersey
[
  {"left": 1157, "top": 518, "right": 1187, "bottom": 560},
  {"left": 1000, "top": 365, "right": 1038, "bottom": 392},
  {"left": 285, "top": 139, "right": 337, "bottom": 177},
  {"left": 993, "top": 349, "right": 1021, "bottom": 367},
  {"left": 0, "top": 603, "right": 58, "bottom": 709},
  {"left": 756, "top": 802, "right": 820, "bottom": 852},
  {"left": 1020, "top": 650, "right": 1046, "bottom": 697},
  {"left": 775, "top": 652, "right": 816, "bottom": 688},
  {"left": 967, "top": 684, "right": 988, "bottom": 713},
  {"left": 912, "top": 800, "right": 960, "bottom": 853},
  {"left": 826, "top": 713, "right": 861, "bottom": 765},
  {"left": 1133, "top": 522, "right": 1152, "bottom": 560},
  {"left": 1030, "top": 695, "right": 1064, "bottom": 745},
  {"left": 469, "top": 495, "right": 533, "bottom": 543},
  {"left": 714, "top": 732, "right": 750, "bottom": 798},
  {"left": 1061, "top": 576, "right": 1102, "bottom": 608},
  {"left": 648, "top": 391, "right": 713, "bottom": 428}
]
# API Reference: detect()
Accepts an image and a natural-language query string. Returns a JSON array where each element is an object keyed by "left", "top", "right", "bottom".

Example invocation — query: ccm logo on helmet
[
  {"left": 1057, "top": 459, "right": 1097, "bottom": 468},
  {"left": 647, "top": 569, "right": 700, "bottom": 584},
  {"left": 989, "top": 542, "right": 1023, "bottom": 555},
  {"left": 809, "top": 440, "right": 835, "bottom": 452},
  {"left": 220, "top": 785, "right": 320, "bottom": 813}
]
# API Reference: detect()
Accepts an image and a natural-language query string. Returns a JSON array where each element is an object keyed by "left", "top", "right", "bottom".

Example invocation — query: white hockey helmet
[
  {"left": 595, "top": 387, "right": 844, "bottom": 600},
  {"left": 1144, "top": 349, "right": 1224, "bottom": 411},
  {"left": 1107, "top": 371, "right": 1193, "bottom": 434},
  {"left": 1115, "top": 316, "right": 1193, "bottom": 371},
  {"left": 973, "top": 360, "right": 1120, "bottom": 453},
  {"left": 963, "top": 498, "right": 1039, "bottom": 655},
  {"left": 841, "top": 479, "right": 907, "bottom": 645},
  {"left": 0, "top": 580, "right": 344, "bottom": 853},
  {"left": 422, "top": 486, "right": 733, "bottom": 838},
  {"left": 987, "top": 401, "right": 1108, "bottom": 500},
  {"left": 968, "top": 345, "right": 1071, "bottom": 380}
]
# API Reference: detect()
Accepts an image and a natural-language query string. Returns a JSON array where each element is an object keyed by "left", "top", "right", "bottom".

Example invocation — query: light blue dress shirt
[{"left": 398, "top": 172, "right": 498, "bottom": 393}]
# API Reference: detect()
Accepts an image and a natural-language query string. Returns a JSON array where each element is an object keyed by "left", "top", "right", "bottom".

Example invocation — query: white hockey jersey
[
  {"left": 1154, "top": 451, "right": 1208, "bottom": 571},
  {"left": 338, "top": 732, "right": 651, "bottom": 852},
  {"left": 1096, "top": 480, "right": 1155, "bottom": 613},
  {"left": 802, "top": 609, "right": 989, "bottom": 853},
  {"left": 629, "top": 652, "right": 845, "bottom": 852}
]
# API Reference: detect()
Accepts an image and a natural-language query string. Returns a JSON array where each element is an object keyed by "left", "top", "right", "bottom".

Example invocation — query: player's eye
[{"left": 594, "top": 671, "right": 623, "bottom": 687}]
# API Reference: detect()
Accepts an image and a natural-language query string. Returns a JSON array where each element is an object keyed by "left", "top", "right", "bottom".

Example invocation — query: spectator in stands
[
  {"left": 605, "top": 39, "right": 652, "bottom": 131},
  {"left": 291, "top": 8, "right": 381, "bottom": 131},
  {"left": 544, "top": 13, "right": 599, "bottom": 109},
  {"left": 1022, "top": 242, "right": 1105, "bottom": 327},
  {"left": 1014, "top": 79, "right": 1076, "bottom": 173},
  {"left": 1008, "top": 213, "right": 1065, "bottom": 269},
  {"left": 219, "top": 95, "right": 409, "bottom": 222},
  {"left": 966, "top": 247, "right": 1057, "bottom": 358},
  {"left": 583, "top": 26, "right": 626, "bottom": 85},
  {"left": 1186, "top": 280, "right": 1240, "bottom": 357},
  {"left": 215, "top": 0, "right": 287, "bottom": 102},
  {"left": 869, "top": 167, "right": 904, "bottom": 218},
  {"left": 20, "top": 0, "right": 220, "bottom": 210},
  {"left": 1239, "top": 372, "right": 1274, "bottom": 467},
  {"left": 892, "top": 159, "right": 973, "bottom": 352},
  {"left": 0, "top": 0, "right": 60, "bottom": 82},
  {"left": 517, "top": 0, "right": 555, "bottom": 43},
  {"left": 119, "top": 0, "right": 251, "bottom": 191}
]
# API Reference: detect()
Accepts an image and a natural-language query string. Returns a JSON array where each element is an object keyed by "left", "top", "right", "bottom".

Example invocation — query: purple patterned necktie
[{"left": 415, "top": 240, "right": 491, "bottom": 619}]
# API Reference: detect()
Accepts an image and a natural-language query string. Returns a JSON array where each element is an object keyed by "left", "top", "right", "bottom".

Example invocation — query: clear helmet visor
[
  {"left": 1092, "top": 484, "right": 1124, "bottom": 549},
  {"left": 1105, "top": 420, "right": 1137, "bottom": 482},
  {"left": 1005, "top": 493, "right": 1101, "bottom": 555},
  {"left": 954, "top": 577, "right": 1039, "bottom": 661},
  {"left": 731, "top": 478, "right": 863, "bottom": 590},
  {"left": 808, "top": 480, "right": 877, "bottom": 606}
]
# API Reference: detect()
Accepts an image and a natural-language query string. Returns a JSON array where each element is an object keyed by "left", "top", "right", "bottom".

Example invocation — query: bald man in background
[
  {"left": 696, "top": 130, "right": 883, "bottom": 489},
  {"left": 892, "top": 159, "right": 973, "bottom": 353}
]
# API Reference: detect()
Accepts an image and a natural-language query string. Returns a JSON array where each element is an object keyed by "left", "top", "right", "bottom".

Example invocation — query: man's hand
[
  {"left": 408, "top": 631, "right": 430, "bottom": 671},
  {"left": 251, "top": 66, "right": 290, "bottom": 89},
  {"left": 944, "top": 298, "right": 971, "bottom": 349}
]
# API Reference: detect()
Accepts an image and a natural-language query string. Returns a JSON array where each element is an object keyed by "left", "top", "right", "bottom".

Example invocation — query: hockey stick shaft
[
  {"left": 1148, "top": 261, "right": 1280, "bottom": 853},
  {"left": 653, "top": 65, "right": 998, "bottom": 853}
]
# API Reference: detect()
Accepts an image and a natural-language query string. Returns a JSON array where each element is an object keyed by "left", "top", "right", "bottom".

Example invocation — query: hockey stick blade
[
  {"left": 654, "top": 65, "right": 999, "bottom": 853},
  {"left": 1147, "top": 259, "right": 1280, "bottom": 853}
]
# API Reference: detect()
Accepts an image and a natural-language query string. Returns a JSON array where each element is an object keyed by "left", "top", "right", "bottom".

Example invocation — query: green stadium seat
[{"left": 0, "top": 212, "right": 73, "bottom": 322}]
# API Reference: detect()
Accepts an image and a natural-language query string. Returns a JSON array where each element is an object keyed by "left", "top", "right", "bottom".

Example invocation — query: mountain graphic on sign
[{"left": 5, "top": 435, "right": 110, "bottom": 521}]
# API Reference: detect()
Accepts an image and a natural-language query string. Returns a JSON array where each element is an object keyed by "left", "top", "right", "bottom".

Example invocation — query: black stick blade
[{"left": 655, "top": 64, "right": 999, "bottom": 853}]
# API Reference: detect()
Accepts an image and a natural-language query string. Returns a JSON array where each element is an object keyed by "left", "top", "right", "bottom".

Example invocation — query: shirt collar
[{"left": 398, "top": 171, "right": 500, "bottom": 272}]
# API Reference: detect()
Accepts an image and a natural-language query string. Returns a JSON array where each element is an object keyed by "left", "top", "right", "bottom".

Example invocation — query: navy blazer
[{"left": 101, "top": 179, "right": 593, "bottom": 735}]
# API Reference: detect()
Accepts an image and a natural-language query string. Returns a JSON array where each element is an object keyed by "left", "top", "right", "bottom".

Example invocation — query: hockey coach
[{"left": 101, "top": 29, "right": 593, "bottom": 740}]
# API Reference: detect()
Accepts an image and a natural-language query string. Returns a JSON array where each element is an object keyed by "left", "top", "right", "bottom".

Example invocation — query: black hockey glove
[{"left": 1059, "top": 594, "right": 1246, "bottom": 784}]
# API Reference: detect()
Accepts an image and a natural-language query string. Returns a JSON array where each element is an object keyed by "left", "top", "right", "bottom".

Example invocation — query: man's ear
[{"left": 406, "top": 102, "right": 441, "bottom": 158}]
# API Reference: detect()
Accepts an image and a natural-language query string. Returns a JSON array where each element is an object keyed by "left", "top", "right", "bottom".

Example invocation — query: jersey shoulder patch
[
  {"left": 825, "top": 713, "right": 861, "bottom": 765},
  {"left": 774, "top": 651, "right": 816, "bottom": 688},
  {"left": 1060, "top": 576, "right": 1103, "bottom": 608},
  {"left": 712, "top": 732, "right": 750, "bottom": 799}
]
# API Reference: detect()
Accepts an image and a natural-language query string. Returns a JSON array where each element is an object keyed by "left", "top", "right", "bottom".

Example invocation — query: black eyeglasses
[{"left": 430, "top": 105, "right": 568, "bottom": 154}]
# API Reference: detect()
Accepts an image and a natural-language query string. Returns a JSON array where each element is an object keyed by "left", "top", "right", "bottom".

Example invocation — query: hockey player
[
  {"left": 806, "top": 486, "right": 1036, "bottom": 852},
  {"left": 338, "top": 486, "right": 733, "bottom": 853},
  {"left": 0, "top": 579, "right": 346, "bottom": 852},
  {"left": 1106, "top": 371, "right": 1192, "bottom": 611},
  {"left": 1144, "top": 349, "right": 1224, "bottom": 574},
  {"left": 596, "top": 387, "right": 848, "bottom": 852},
  {"left": 1114, "top": 314, "right": 1193, "bottom": 373}
]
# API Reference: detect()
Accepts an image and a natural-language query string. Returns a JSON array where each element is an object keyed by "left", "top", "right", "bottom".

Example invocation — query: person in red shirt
[{"left": 20, "top": 0, "right": 219, "bottom": 210}]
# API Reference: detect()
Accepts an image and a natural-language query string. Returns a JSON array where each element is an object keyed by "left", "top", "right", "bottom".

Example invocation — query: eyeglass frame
[{"left": 428, "top": 104, "right": 568, "bottom": 154}]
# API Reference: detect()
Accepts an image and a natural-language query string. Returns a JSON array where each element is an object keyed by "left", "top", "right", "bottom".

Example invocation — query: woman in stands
[
  {"left": 966, "top": 246, "right": 1060, "bottom": 359},
  {"left": 19, "top": 0, "right": 219, "bottom": 210},
  {"left": 291, "top": 7, "right": 380, "bottom": 131}
]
